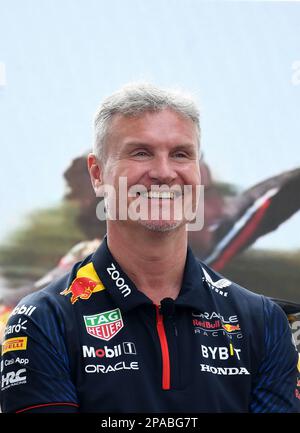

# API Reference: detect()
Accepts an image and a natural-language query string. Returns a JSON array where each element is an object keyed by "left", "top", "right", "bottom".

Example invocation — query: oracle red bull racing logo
[
  {"left": 192, "top": 311, "right": 243, "bottom": 339},
  {"left": 84, "top": 308, "right": 124, "bottom": 341},
  {"left": 60, "top": 262, "right": 105, "bottom": 304}
]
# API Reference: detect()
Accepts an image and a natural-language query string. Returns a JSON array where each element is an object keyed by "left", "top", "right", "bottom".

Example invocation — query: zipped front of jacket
[
  {"left": 155, "top": 305, "right": 171, "bottom": 389},
  {"left": 155, "top": 304, "right": 180, "bottom": 390}
]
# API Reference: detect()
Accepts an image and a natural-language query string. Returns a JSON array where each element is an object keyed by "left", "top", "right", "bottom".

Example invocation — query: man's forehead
[{"left": 107, "top": 109, "right": 198, "bottom": 140}]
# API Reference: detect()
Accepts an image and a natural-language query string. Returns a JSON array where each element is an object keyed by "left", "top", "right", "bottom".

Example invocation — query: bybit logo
[{"left": 201, "top": 344, "right": 241, "bottom": 361}]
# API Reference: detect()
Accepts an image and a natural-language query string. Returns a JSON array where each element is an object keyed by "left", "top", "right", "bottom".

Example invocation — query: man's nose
[{"left": 147, "top": 156, "right": 177, "bottom": 184}]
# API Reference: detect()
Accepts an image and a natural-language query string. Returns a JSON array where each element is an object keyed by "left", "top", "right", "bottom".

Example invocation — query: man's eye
[
  {"left": 173, "top": 152, "right": 188, "bottom": 158},
  {"left": 132, "top": 151, "right": 149, "bottom": 157}
]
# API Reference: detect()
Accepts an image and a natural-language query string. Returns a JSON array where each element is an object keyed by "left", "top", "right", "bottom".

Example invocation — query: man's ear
[
  {"left": 199, "top": 159, "right": 211, "bottom": 187},
  {"left": 87, "top": 153, "right": 104, "bottom": 196}
]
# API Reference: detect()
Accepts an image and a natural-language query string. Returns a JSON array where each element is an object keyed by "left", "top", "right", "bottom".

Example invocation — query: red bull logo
[
  {"left": 60, "top": 262, "right": 105, "bottom": 304},
  {"left": 61, "top": 277, "right": 99, "bottom": 304},
  {"left": 222, "top": 323, "right": 241, "bottom": 333},
  {"left": 193, "top": 319, "right": 222, "bottom": 329}
]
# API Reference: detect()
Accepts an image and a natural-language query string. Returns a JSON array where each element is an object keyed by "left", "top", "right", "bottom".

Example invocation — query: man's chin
[{"left": 137, "top": 219, "right": 184, "bottom": 232}]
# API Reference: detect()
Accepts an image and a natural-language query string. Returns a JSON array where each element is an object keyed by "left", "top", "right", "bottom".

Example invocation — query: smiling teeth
[{"left": 141, "top": 191, "right": 175, "bottom": 199}]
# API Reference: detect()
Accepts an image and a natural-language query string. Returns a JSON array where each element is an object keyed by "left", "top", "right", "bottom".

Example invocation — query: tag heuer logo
[{"left": 83, "top": 308, "right": 124, "bottom": 341}]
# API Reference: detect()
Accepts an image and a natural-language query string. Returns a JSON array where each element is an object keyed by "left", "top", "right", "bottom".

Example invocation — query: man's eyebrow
[
  {"left": 171, "top": 144, "right": 197, "bottom": 152},
  {"left": 122, "top": 141, "right": 151, "bottom": 149},
  {"left": 122, "top": 142, "right": 197, "bottom": 151}
]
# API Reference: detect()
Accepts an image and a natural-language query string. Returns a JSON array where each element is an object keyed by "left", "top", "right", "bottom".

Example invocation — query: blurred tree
[
  {"left": 0, "top": 203, "right": 85, "bottom": 287},
  {"left": 222, "top": 248, "right": 300, "bottom": 303}
]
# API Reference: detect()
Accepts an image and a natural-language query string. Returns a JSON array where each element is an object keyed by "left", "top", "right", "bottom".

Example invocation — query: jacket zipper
[{"left": 155, "top": 305, "right": 171, "bottom": 390}]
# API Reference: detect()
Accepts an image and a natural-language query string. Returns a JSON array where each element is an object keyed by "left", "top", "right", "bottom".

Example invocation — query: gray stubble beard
[{"left": 137, "top": 219, "right": 184, "bottom": 232}]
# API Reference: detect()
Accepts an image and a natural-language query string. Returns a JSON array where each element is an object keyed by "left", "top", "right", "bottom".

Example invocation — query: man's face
[{"left": 89, "top": 108, "right": 201, "bottom": 233}]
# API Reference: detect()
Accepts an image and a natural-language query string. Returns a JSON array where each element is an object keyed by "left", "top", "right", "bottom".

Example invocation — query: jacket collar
[{"left": 91, "top": 236, "right": 208, "bottom": 312}]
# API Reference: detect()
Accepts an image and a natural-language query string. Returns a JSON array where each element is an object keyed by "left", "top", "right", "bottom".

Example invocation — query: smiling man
[
  {"left": 1, "top": 83, "right": 299, "bottom": 413},
  {"left": 88, "top": 102, "right": 202, "bottom": 305}
]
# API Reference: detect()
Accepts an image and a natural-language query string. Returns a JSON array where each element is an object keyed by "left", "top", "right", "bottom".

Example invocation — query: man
[{"left": 1, "top": 83, "right": 299, "bottom": 413}]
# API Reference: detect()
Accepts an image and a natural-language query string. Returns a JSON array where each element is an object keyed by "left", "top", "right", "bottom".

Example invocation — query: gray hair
[{"left": 93, "top": 82, "right": 201, "bottom": 160}]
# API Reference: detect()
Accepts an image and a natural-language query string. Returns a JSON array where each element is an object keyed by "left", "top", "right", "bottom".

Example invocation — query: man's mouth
[{"left": 136, "top": 190, "right": 182, "bottom": 200}]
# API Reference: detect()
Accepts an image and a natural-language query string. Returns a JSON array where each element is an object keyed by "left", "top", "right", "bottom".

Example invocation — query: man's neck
[{"left": 106, "top": 223, "right": 188, "bottom": 305}]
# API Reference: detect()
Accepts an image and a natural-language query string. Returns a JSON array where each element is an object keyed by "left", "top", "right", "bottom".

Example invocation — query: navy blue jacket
[{"left": 1, "top": 238, "right": 299, "bottom": 413}]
